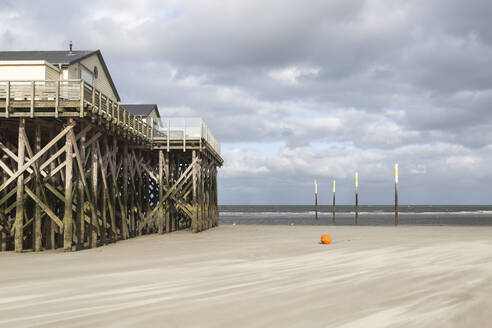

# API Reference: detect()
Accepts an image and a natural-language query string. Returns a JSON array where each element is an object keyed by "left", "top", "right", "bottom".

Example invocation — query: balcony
[
  {"left": 152, "top": 117, "right": 221, "bottom": 155},
  {"left": 0, "top": 80, "right": 221, "bottom": 156}
]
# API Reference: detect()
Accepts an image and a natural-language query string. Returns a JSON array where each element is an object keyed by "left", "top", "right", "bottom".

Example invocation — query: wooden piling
[
  {"left": 14, "top": 118, "right": 26, "bottom": 252},
  {"left": 33, "top": 124, "right": 42, "bottom": 251},
  {"left": 46, "top": 130, "right": 57, "bottom": 250},
  {"left": 63, "top": 121, "right": 74, "bottom": 252},
  {"left": 395, "top": 163, "right": 399, "bottom": 226},
  {"left": 355, "top": 172, "right": 359, "bottom": 225},
  {"left": 122, "top": 143, "right": 129, "bottom": 239},
  {"left": 0, "top": 172, "right": 6, "bottom": 251},
  {"left": 76, "top": 129, "right": 86, "bottom": 250},
  {"left": 164, "top": 152, "right": 171, "bottom": 233},
  {"left": 332, "top": 180, "right": 336, "bottom": 224},
  {"left": 158, "top": 150, "right": 164, "bottom": 234},
  {"left": 314, "top": 179, "right": 318, "bottom": 220},
  {"left": 192, "top": 150, "right": 198, "bottom": 233},
  {"left": 90, "top": 140, "right": 98, "bottom": 248}
]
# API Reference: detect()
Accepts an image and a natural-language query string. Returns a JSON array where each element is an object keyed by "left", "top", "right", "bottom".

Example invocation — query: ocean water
[{"left": 219, "top": 205, "right": 492, "bottom": 226}]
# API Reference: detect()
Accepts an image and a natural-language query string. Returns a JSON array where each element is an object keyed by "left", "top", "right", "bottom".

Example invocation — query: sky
[{"left": 1, "top": 0, "right": 492, "bottom": 205}]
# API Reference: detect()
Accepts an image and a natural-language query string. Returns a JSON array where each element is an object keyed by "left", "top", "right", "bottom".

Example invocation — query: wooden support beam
[
  {"left": 14, "top": 118, "right": 25, "bottom": 252},
  {"left": 95, "top": 142, "right": 116, "bottom": 241},
  {"left": 25, "top": 187, "right": 63, "bottom": 228},
  {"left": 76, "top": 128, "right": 86, "bottom": 250},
  {"left": 33, "top": 124, "right": 42, "bottom": 251},
  {"left": 192, "top": 150, "right": 198, "bottom": 233},
  {"left": 1, "top": 171, "right": 7, "bottom": 251},
  {"left": 122, "top": 143, "right": 129, "bottom": 239},
  {"left": 164, "top": 152, "right": 170, "bottom": 233},
  {"left": 63, "top": 120, "right": 74, "bottom": 251},
  {"left": 158, "top": 150, "right": 164, "bottom": 234},
  {"left": 0, "top": 122, "right": 75, "bottom": 193},
  {"left": 46, "top": 131, "right": 57, "bottom": 249},
  {"left": 101, "top": 176, "right": 107, "bottom": 245},
  {"left": 90, "top": 140, "right": 98, "bottom": 248}
]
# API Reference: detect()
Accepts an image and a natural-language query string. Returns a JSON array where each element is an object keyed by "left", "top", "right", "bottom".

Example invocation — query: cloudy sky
[{"left": 2, "top": 0, "right": 492, "bottom": 205}]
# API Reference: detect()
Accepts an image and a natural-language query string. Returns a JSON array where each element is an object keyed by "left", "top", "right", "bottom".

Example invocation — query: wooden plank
[
  {"left": 0, "top": 158, "right": 14, "bottom": 177},
  {"left": 6, "top": 81, "right": 10, "bottom": 118},
  {"left": 25, "top": 187, "right": 63, "bottom": 228},
  {"left": 55, "top": 80, "right": 59, "bottom": 118},
  {"left": 30, "top": 81, "right": 35, "bottom": 118},
  {"left": 79, "top": 80, "right": 84, "bottom": 117}
]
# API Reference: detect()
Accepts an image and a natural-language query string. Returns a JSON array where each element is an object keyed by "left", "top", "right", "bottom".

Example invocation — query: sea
[{"left": 219, "top": 205, "right": 492, "bottom": 226}]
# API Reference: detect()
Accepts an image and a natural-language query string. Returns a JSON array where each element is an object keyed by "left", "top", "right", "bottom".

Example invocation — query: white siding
[
  {"left": 0, "top": 61, "right": 61, "bottom": 81},
  {"left": 79, "top": 54, "right": 118, "bottom": 101},
  {"left": 0, "top": 62, "right": 46, "bottom": 80}
]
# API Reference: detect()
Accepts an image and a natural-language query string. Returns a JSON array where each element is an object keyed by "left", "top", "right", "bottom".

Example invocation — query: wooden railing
[
  {"left": 153, "top": 117, "right": 221, "bottom": 155},
  {"left": 0, "top": 80, "right": 221, "bottom": 155},
  {"left": 0, "top": 80, "right": 153, "bottom": 141}
]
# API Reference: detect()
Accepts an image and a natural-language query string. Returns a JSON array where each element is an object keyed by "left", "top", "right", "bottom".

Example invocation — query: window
[
  {"left": 81, "top": 68, "right": 93, "bottom": 84},
  {"left": 93, "top": 66, "right": 98, "bottom": 79}
]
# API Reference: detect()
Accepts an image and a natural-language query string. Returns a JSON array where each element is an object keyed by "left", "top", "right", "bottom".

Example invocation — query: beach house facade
[{"left": 0, "top": 47, "right": 120, "bottom": 102}]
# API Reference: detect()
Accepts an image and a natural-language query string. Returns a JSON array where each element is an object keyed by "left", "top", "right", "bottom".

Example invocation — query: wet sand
[{"left": 1, "top": 225, "right": 492, "bottom": 327}]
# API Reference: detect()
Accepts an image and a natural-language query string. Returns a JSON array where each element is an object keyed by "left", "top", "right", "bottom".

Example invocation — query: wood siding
[
  {"left": 79, "top": 55, "right": 118, "bottom": 101},
  {"left": 45, "top": 65, "right": 60, "bottom": 80}
]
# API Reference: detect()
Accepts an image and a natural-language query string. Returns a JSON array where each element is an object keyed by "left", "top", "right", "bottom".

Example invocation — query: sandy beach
[{"left": 1, "top": 225, "right": 492, "bottom": 327}]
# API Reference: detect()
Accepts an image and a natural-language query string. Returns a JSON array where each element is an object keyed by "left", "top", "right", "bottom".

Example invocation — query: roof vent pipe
[{"left": 69, "top": 41, "right": 73, "bottom": 54}]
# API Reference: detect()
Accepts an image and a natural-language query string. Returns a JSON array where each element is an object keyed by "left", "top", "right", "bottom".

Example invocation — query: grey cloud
[{"left": 1, "top": 0, "right": 492, "bottom": 203}]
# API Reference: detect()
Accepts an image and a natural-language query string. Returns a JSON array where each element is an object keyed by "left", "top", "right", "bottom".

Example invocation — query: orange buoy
[{"left": 321, "top": 234, "right": 331, "bottom": 244}]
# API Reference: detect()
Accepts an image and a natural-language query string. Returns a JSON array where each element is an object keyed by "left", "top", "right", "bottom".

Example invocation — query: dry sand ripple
[{"left": 1, "top": 225, "right": 492, "bottom": 327}]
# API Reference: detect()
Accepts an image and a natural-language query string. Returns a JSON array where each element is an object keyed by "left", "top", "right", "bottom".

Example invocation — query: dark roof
[
  {"left": 0, "top": 50, "right": 120, "bottom": 101},
  {"left": 121, "top": 104, "right": 160, "bottom": 117},
  {"left": 0, "top": 50, "right": 94, "bottom": 64}
]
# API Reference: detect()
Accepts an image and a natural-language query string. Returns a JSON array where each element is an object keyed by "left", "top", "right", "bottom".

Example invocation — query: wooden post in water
[
  {"left": 332, "top": 180, "right": 336, "bottom": 224},
  {"left": 395, "top": 163, "right": 399, "bottom": 226},
  {"left": 314, "top": 179, "right": 318, "bottom": 220},
  {"left": 355, "top": 172, "right": 359, "bottom": 225}
]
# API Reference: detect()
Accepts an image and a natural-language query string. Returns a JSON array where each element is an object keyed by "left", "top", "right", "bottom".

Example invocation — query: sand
[{"left": 1, "top": 225, "right": 492, "bottom": 327}]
